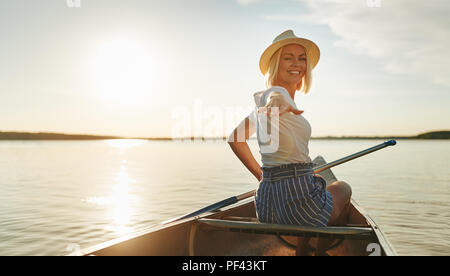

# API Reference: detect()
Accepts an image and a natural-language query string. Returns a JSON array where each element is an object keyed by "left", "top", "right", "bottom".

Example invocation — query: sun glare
[{"left": 91, "top": 39, "right": 154, "bottom": 105}]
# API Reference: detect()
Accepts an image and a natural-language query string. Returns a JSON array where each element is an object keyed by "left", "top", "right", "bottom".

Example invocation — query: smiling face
[{"left": 275, "top": 44, "right": 307, "bottom": 88}]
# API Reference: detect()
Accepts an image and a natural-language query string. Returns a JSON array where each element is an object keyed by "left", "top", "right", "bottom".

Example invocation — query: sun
[{"left": 91, "top": 39, "right": 154, "bottom": 105}]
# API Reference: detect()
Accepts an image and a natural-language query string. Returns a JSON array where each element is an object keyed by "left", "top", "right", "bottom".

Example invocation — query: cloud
[{"left": 276, "top": 0, "right": 450, "bottom": 87}]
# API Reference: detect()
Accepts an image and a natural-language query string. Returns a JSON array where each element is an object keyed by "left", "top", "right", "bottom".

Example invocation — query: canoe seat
[{"left": 198, "top": 218, "right": 375, "bottom": 240}]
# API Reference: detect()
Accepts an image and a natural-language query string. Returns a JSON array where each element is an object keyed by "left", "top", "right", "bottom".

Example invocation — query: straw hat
[{"left": 259, "top": 30, "right": 320, "bottom": 75}]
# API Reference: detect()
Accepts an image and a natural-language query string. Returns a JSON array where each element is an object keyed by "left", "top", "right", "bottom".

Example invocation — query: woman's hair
[{"left": 264, "top": 45, "right": 313, "bottom": 94}]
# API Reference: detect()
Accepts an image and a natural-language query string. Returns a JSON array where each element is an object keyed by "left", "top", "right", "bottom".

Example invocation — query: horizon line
[{"left": 1, "top": 130, "right": 449, "bottom": 140}]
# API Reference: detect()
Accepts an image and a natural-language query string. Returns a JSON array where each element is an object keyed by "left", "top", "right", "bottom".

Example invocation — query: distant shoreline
[{"left": 0, "top": 131, "right": 449, "bottom": 140}]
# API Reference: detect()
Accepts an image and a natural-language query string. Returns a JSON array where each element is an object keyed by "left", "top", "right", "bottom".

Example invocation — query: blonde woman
[{"left": 228, "top": 30, "right": 352, "bottom": 256}]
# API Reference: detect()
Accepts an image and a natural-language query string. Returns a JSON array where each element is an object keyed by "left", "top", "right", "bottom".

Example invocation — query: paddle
[{"left": 162, "top": 139, "right": 396, "bottom": 225}]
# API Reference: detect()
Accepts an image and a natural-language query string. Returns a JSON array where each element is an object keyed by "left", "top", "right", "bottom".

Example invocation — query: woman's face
[{"left": 276, "top": 44, "right": 307, "bottom": 87}]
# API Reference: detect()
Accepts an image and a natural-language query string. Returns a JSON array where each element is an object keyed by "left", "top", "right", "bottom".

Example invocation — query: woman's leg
[
  {"left": 315, "top": 180, "right": 352, "bottom": 255},
  {"left": 326, "top": 180, "right": 352, "bottom": 225}
]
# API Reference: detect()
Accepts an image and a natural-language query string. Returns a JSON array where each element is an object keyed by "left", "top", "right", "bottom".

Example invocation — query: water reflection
[
  {"left": 106, "top": 163, "right": 135, "bottom": 235},
  {"left": 84, "top": 164, "right": 136, "bottom": 235},
  {"left": 105, "top": 140, "right": 144, "bottom": 235},
  {"left": 87, "top": 140, "right": 145, "bottom": 236}
]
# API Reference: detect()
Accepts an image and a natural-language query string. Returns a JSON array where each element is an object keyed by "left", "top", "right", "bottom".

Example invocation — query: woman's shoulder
[{"left": 252, "top": 86, "right": 294, "bottom": 107}]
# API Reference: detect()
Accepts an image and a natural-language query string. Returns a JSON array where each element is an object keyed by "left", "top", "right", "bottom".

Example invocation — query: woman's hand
[
  {"left": 260, "top": 92, "right": 303, "bottom": 116},
  {"left": 314, "top": 174, "right": 325, "bottom": 181}
]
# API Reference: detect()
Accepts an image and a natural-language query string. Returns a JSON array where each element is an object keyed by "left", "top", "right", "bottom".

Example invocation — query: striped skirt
[{"left": 254, "top": 162, "right": 333, "bottom": 227}]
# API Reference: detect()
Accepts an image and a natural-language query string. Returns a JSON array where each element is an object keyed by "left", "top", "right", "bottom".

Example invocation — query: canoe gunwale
[
  {"left": 350, "top": 200, "right": 397, "bottom": 256},
  {"left": 198, "top": 218, "right": 377, "bottom": 241}
]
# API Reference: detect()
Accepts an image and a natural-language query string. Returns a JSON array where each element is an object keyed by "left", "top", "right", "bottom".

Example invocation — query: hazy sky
[{"left": 1, "top": 0, "right": 449, "bottom": 137}]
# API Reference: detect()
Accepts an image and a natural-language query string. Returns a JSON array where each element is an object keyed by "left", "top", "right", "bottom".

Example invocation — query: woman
[{"left": 227, "top": 30, "right": 352, "bottom": 256}]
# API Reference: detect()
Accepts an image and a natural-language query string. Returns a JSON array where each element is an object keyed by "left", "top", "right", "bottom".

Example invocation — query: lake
[{"left": 0, "top": 139, "right": 448, "bottom": 255}]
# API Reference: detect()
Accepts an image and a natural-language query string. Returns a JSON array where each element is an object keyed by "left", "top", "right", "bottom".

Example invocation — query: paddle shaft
[
  {"left": 162, "top": 140, "right": 396, "bottom": 224},
  {"left": 236, "top": 139, "right": 396, "bottom": 201}
]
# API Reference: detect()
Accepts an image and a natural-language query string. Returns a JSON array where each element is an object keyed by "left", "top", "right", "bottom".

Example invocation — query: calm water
[{"left": 0, "top": 139, "right": 448, "bottom": 256}]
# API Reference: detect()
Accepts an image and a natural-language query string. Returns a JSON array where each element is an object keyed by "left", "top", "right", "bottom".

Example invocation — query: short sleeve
[{"left": 254, "top": 86, "right": 297, "bottom": 109}]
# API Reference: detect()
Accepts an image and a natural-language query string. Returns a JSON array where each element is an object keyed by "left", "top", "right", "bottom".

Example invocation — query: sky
[{"left": 0, "top": 0, "right": 449, "bottom": 138}]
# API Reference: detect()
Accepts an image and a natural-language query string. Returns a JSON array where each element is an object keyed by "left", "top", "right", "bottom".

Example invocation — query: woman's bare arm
[
  {"left": 227, "top": 91, "right": 303, "bottom": 182},
  {"left": 227, "top": 116, "right": 262, "bottom": 182}
]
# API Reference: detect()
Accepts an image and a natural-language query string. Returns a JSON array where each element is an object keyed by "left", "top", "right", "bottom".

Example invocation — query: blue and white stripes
[{"left": 255, "top": 163, "right": 333, "bottom": 227}]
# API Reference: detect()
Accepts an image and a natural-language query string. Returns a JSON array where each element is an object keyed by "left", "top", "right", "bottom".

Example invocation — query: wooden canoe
[{"left": 79, "top": 156, "right": 396, "bottom": 256}]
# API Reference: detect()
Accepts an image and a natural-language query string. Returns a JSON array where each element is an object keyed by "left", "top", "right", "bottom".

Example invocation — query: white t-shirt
[{"left": 247, "top": 86, "right": 312, "bottom": 167}]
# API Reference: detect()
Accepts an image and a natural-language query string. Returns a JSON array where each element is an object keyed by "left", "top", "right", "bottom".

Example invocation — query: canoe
[{"left": 79, "top": 155, "right": 396, "bottom": 256}]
